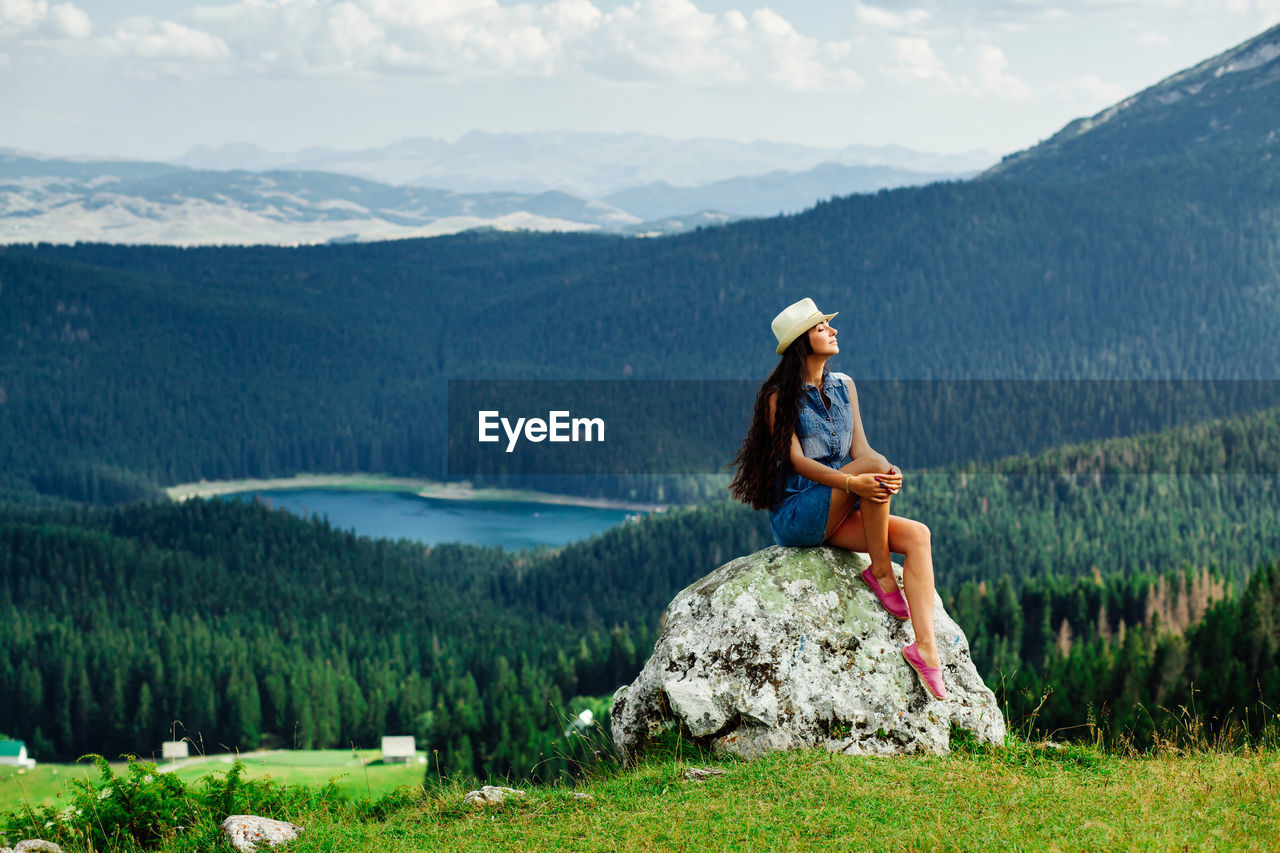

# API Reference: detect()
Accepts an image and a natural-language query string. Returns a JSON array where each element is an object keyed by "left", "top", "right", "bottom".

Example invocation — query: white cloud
[
  {"left": 47, "top": 2, "right": 88, "bottom": 37},
  {"left": 972, "top": 44, "right": 1030, "bottom": 98},
  {"left": 109, "top": 17, "right": 230, "bottom": 61},
  {"left": 886, "top": 36, "right": 1030, "bottom": 99},
  {"left": 1049, "top": 73, "right": 1128, "bottom": 104},
  {"left": 0, "top": 0, "right": 90, "bottom": 39},
  {"left": 1136, "top": 30, "right": 1171, "bottom": 45},
  {"left": 169, "top": 0, "right": 863, "bottom": 89},
  {"left": 853, "top": 2, "right": 930, "bottom": 32},
  {"left": 891, "top": 36, "right": 952, "bottom": 84}
]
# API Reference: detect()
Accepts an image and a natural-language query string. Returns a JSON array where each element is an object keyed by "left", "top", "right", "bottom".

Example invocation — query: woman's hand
[{"left": 847, "top": 468, "right": 902, "bottom": 503}]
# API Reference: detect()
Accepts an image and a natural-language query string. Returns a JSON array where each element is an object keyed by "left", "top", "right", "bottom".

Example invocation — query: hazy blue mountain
[
  {"left": 0, "top": 149, "right": 179, "bottom": 181},
  {"left": 987, "top": 22, "right": 1280, "bottom": 180},
  {"left": 177, "top": 131, "right": 995, "bottom": 198},
  {"left": 604, "top": 161, "right": 964, "bottom": 221},
  {"left": 3, "top": 147, "right": 965, "bottom": 245},
  {"left": 0, "top": 161, "right": 640, "bottom": 245}
]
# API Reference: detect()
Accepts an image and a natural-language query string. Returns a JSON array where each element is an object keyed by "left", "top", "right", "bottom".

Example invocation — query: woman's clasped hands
[{"left": 845, "top": 466, "right": 902, "bottom": 504}]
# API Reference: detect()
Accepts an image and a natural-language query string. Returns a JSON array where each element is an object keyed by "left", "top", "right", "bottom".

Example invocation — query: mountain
[
  {"left": 6, "top": 139, "right": 1280, "bottom": 504},
  {"left": 604, "top": 161, "right": 964, "bottom": 221},
  {"left": 0, "top": 156, "right": 639, "bottom": 245},
  {"left": 986, "top": 22, "right": 1280, "bottom": 180},
  {"left": 7, "top": 27, "right": 1280, "bottom": 502},
  {"left": 177, "top": 131, "right": 992, "bottom": 198},
  {"left": 2, "top": 147, "right": 964, "bottom": 246}
]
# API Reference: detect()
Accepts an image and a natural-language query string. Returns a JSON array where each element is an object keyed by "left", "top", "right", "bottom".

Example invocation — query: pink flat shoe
[
  {"left": 903, "top": 642, "right": 946, "bottom": 700},
  {"left": 861, "top": 567, "right": 910, "bottom": 621}
]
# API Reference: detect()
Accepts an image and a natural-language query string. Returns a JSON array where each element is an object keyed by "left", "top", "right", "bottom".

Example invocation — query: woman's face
[{"left": 807, "top": 320, "right": 838, "bottom": 355}]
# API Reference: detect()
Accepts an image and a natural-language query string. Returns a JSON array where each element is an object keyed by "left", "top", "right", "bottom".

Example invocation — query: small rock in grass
[
  {"left": 683, "top": 767, "right": 728, "bottom": 782},
  {"left": 464, "top": 786, "right": 527, "bottom": 807},
  {"left": 4, "top": 841, "right": 67, "bottom": 853},
  {"left": 571, "top": 792, "right": 594, "bottom": 800},
  {"left": 221, "top": 815, "right": 302, "bottom": 852}
]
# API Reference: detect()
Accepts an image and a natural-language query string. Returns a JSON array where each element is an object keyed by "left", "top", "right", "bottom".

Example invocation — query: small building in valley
[
  {"left": 161, "top": 741, "right": 190, "bottom": 760},
  {"left": 380, "top": 736, "right": 416, "bottom": 763},
  {"left": 0, "top": 740, "right": 36, "bottom": 769}
]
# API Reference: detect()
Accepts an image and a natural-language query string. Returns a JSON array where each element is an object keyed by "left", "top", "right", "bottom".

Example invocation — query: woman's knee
[
  {"left": 865, "top": 454, "right": 893, "bottom": 474},
  {"left": 906, "top": 520, "right": 931, "bottom": 550},
  {"left": 840, "top": 458, "right": 894, "bottom": 481}
]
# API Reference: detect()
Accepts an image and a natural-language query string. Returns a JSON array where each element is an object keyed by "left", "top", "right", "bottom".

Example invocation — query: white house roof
[
  {"left": 161, "top": 741, "right": 190, "bottom": 759},
  {"left": 381, "top": 736, "right": 416, "bottom": 757}
]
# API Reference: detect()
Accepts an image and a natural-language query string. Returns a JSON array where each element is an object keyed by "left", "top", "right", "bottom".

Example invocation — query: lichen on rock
[{"left": 611, "top": 546, "right": 1005, "bottom": 761}]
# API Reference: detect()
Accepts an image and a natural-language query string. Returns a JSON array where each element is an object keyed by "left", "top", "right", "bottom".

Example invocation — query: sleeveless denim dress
[{"left": 768, "top": 368, "right": 859, "bottom": 547}]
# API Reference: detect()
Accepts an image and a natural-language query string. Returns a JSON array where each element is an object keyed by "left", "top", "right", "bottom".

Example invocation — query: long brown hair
[{"left": 727, "top": 332, "right": 816, "bottom": 511}]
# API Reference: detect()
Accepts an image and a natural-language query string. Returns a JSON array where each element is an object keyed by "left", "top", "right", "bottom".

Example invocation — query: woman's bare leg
[
  {"left": 826, "top": 512, "right": 940, "bottom": 669},
  {"left": 824, "top": 456, "right": 895, "bottom": 592}
]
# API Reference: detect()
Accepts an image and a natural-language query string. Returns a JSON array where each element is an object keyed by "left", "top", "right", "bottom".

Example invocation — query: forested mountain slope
[
  {"left": 986, "top": 22, "right": 1280, "bottom": 181},
  {"left": 5, "top": 139, "right": 1280, "bottom": 503},
  {"left": 2, "top": 405, "right": 1278, "bottom": 772}
]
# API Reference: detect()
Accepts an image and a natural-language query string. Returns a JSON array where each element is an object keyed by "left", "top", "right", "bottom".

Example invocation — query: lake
[{"left": 220, "top": 488, "right": 640, "bottom": 550}]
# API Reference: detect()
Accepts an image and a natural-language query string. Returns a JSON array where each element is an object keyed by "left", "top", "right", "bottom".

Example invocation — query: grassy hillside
[{"left": 6, "top": 742, "right": 1279, "bottom": 852}]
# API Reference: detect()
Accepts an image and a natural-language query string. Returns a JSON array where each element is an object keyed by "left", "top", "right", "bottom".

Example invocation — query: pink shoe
[
  {"left": 903, "top": 643, "right": 946, "bottom": 700},
  {"left": 861, "top": 567, "right": 910, "bottom": 621}
]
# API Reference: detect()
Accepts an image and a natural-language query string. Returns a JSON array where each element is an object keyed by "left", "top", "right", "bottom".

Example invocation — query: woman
[{"left": 728, "top": 297, "right": 945, "bottom": 700}]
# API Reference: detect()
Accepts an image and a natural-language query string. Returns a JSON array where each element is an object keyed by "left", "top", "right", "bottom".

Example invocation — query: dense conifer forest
[
  {"left": 1, "top": 407, "right": 1277, "bottom": 777},
  {"left": 3, "top": 114, "right": 1280, "bottom": 780},
  {"left": 3, "top": 142, "right": 1280, "bottom": 504}
]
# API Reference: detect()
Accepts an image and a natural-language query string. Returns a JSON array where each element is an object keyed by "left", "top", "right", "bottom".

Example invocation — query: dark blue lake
[{"left": 220, "top": 489, "right": 639, "bottom": 550}]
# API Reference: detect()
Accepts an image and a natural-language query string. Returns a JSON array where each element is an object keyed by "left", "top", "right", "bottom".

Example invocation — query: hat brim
[{"left": 775, "top": 311, "right": 838, "bottom": 355}]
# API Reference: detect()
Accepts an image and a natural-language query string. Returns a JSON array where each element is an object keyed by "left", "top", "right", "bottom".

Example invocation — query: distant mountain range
[
  {"left": 604, "top": 162, "right": 962, "bottom": 221},
  {"left": 0, "top": 144, "right": 970, "bottom": 246},
  {"left": 177, "top": 131, "right": 995, "bottom": 198}
]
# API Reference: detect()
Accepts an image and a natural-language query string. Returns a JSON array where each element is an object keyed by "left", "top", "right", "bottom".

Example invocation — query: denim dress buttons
[{"left": 768, "top": 368, "right": 859, "bottom": 547}]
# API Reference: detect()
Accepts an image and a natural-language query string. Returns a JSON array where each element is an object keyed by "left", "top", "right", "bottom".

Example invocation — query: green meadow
[
  {"left": 6, "top": 741, "right": 1280, "bottom": 852},
  {"left": 0, "top": 750, "right": 424, "bottom": 814}
]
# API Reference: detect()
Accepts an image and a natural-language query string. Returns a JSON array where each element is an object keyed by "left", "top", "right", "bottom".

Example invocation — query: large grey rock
[{"left": 611, "top": 546, "right": 1005, "bottom": 761}]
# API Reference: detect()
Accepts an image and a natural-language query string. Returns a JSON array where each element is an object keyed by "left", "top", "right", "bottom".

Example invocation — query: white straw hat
[{"left": 770, "top": 297, "right": 837, "bottom": 355}]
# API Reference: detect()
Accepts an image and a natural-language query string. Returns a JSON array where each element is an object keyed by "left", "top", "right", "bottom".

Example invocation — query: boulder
[
  {"left": 463, "top": 786, "right": 526, "bottom": 807},
  {"left": 610, "top": 546, "right": 1005, "bottom": 761},
  {"left": 221, "top": 815, "right": 301, "bottom": 852},
  {"left": 1, "top": 841, "right": 65, "bottom": 853}
]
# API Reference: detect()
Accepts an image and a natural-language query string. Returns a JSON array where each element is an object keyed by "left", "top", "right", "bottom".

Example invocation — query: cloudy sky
[{"left": 3, "top": 0, "right": 1279, "bottom": 161}]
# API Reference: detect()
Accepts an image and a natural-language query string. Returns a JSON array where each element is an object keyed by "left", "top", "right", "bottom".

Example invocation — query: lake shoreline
[{"left": 165, "top": 474, "right": 672, "bottom": 513}]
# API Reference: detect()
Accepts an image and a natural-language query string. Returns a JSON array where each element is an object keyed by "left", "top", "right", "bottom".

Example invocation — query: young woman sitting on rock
[{"left": 728, "top": 297, "right": 946, "bottom": 700}]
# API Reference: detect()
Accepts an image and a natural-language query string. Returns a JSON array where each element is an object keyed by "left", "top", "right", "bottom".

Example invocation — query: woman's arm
[
  {"left": 769, "top": 390, "right": 895, "bottom": 500},
  {"left": 843, "top": 376, "right": 890, "bottom": 468}
]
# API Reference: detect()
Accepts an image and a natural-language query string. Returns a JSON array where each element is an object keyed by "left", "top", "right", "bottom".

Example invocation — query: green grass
[
  {"left": 0, "top": 750, "right": 424, "bottom": 814},
  {"left": 172, "top": 744, "right": 1280, "bottom": 852},
  {"left": 9, "top": 743, "right": 1279, "bottom": 851}
]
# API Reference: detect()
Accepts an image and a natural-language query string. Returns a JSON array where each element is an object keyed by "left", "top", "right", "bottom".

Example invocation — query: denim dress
[{"left": 768, "top": 368, "right": 858, "bottom": 547}]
